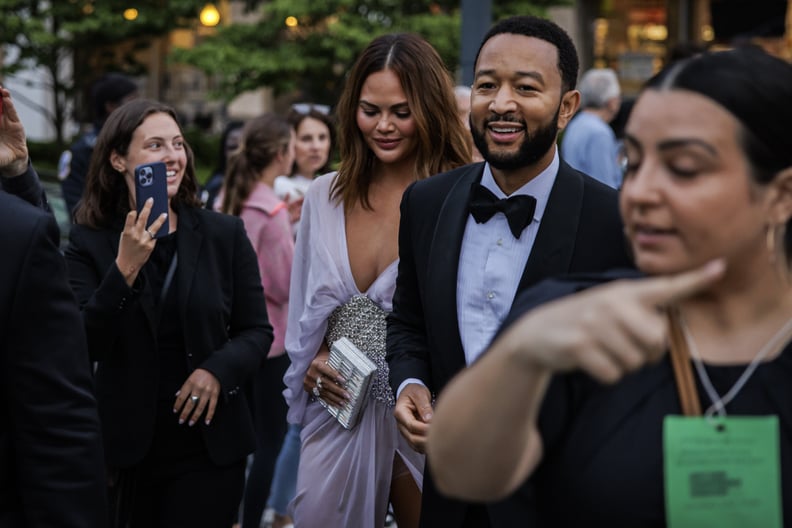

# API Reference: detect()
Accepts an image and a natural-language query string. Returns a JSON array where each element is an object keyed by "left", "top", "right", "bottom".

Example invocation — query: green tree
[
  {"left": 0, "top": 0, "right": 207, "bottom": 147},
  {"left": 171, "top": 0, "right": 569, "bottom": 106}
]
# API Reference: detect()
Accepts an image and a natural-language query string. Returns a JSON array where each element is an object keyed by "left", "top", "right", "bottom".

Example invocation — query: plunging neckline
[{"left": 339, "top": 206, "right": 398, "bottom": 296}]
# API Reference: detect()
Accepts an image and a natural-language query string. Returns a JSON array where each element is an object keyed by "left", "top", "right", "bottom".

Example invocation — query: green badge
[{"left": 664, "top": 416, "right": 782, "bottom": 528}]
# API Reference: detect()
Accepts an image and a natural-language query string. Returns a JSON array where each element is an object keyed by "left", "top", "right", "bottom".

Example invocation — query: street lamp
[{"left": 200, "top": 3, "right": 220, "bottom": 27}]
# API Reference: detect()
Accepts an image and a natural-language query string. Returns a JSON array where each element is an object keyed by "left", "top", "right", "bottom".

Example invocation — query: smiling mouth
[{"left": 489, "top": 125, "right": 523, "bottom": 134}]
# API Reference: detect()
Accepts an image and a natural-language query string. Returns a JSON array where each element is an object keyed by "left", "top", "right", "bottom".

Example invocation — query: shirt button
[
  {"left": 496, "top": 238, "right": 503, "bottom": 246},
  {"left": 487, "top": 291, "right": 495, "bottom": 300}
]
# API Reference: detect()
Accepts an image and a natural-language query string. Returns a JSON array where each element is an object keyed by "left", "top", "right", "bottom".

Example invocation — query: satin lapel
[
  {"left": 517, "top": 161, "right": 585, "bottom": 292},
  {"left": 425, "top": 164, "right": 484, "bottom": 377},
  {"left": 175, "top": 207, "right": 203, "bottom": 333}
]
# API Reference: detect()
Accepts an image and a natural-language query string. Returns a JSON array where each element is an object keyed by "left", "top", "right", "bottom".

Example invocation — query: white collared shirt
[{"left": 456, "top": 151, "right": 558, "bottom": 365}]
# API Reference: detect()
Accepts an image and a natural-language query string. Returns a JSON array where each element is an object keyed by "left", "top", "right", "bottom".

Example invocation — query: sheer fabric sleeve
[{"left": 282, "top": 173, "right": 350, "bottom": 425}]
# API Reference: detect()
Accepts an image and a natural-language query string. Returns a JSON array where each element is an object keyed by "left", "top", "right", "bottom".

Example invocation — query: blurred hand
[
  {"left": 115, "top": 197, "right": 168, "bottom": 286},
  {"left": 174, "top": 368, "right": 221, "bottom": 426},
  {"left": 501, "top": 259, "right": 726, "bottom": 384},
  {"left": 394, "top": 383, "right": 433, "bottom": 453},
  {"left": 0, "top": 87, "right": 29, "bottom": 178},
  {"left": 285, "top": 194, "right": 304, "bottom": 224}
]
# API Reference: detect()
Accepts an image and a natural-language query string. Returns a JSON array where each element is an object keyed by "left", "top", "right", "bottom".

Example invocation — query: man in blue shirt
[{"left": 561, "top": 68, "right": 623, "bottom": 188}]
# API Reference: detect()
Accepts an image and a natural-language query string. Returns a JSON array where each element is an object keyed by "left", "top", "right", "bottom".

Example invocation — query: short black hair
[
  {"left": 474, "top": 15, "right": 580, "bottom": 94},
  {"left": 91, "top": 73, "right": 137, "bottom": 121}
]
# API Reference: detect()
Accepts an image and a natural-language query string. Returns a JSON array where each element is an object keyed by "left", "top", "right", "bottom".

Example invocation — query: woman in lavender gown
[{"left": 282, "top": 33, "right": 471, "bottom": 527}]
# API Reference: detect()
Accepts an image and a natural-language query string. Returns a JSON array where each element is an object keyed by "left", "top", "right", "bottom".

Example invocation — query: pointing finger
[{"left": 636, "top": 259, "right": 726, "bottom": 308}]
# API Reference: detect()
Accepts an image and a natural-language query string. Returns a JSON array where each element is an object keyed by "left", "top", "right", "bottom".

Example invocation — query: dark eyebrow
[
  {"left": 474, "top": 69, "right": 545, "bottom": 85},
  {"left": 624, "top": 134, "right": 718, "bottom": 156},
  {"left": 359, "top": 99, "right": 409, "bottom": 111},
  {"left": 658, "top": 138, "right": 717, "bottom": 155},
  {"left": 145, "top": 135, "right": 183, "bottom": 142}
]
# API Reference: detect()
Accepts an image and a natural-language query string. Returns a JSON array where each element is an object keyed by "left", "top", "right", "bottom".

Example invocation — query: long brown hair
[
  {"left": 332, "top": 33, "right": 471, "bottom": 211},
  {"left": 74, "top": 99, "right": 201, "bottom": 228},
  {"left": 220, "top": 113, "right": 293, "bottom": 216}
]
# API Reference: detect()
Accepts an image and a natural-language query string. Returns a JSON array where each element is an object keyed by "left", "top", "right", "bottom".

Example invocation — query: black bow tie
[{"left": 468, "top": 183, "right": 537, "bottom": 239}]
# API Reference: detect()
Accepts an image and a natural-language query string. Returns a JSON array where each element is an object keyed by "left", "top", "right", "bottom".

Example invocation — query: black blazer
[
  {"left": 386, "top": 160, "right": 633, "bottom": 527},
  {"left": 0, "top": 179, "right": 107, "bottom": 527},
  {"left": 65, "top": 205, "right": 273, "bottom": 468}
]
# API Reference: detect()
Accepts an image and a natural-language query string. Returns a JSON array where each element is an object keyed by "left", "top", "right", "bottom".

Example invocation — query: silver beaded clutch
[
  {"left": 322, "top": 294, "right": 395, "bottom": 429},
  {"left": 319, "top": 337, "right": 377, "bottom": 429}
]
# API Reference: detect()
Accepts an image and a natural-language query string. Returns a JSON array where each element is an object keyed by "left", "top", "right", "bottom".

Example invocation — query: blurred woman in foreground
[{"left": 427, "top": 47, "right": 792, "bottom": 527}]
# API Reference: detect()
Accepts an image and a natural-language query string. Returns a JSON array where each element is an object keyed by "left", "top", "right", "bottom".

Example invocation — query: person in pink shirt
[{"left": 218, "top": 113, "right": 296, "bottom": 528}]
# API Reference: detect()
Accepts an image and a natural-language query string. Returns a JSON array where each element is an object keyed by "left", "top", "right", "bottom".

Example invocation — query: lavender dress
[{"left": 282, "top": 173, "right": 424, "bottom": 527}]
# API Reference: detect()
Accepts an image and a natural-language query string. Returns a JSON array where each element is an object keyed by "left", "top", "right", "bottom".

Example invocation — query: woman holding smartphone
[{"left": 65, "top": 99, "right": 273, "bottom": 528}]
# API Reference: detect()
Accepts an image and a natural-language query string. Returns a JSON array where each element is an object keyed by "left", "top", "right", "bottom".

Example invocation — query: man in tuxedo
[
  {"left": 0, "top": 88, "right": 107, "bottom": 527},
  {"left": 386, "top": 16, "right": 632, "bottom": 527}
]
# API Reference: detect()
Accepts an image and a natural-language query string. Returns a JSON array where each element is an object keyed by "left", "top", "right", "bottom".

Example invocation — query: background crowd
[{"left": 2, "top": 12, "right": 792, "bottom": 528}]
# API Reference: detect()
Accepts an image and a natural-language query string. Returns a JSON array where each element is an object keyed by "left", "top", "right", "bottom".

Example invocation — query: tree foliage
[
  {"left": 0, "top": 0, "right": 207, "bottom": 146},
  {"left": 171, "top": 0, "right": 569, "bottom": 106}
]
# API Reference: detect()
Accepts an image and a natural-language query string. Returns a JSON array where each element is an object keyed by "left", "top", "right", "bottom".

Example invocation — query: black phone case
[{"left": 134, "top": 162, "right": 169, "bottom": 238}]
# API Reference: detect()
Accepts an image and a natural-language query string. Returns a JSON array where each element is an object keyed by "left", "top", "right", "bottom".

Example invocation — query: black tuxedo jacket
[
  {"left": 0, "top": 171, "right": 107, "bottom": 527},
  {"left": 65, "top": 205, "right": 273, "bottom": 468},
  {"left": 386, "top": 160, "right": 633, "bottom": 527}
]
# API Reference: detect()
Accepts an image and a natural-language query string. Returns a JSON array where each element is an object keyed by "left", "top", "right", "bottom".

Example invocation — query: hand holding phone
[{"left": 135, "top": 162, "right": 169, "bottom": 238}]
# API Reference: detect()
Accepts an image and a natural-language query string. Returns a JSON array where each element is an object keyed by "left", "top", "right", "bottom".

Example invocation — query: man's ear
[
  {"left": 557, "top": 90, "right": 580, "bottom": 131},
  {"left": 768, "top": 167, "right": 792, "bottom": 225}
]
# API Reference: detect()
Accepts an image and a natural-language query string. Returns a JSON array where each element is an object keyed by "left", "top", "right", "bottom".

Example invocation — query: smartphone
[{"left": 134, "top": 161, "right": 169, "bottom": 238}]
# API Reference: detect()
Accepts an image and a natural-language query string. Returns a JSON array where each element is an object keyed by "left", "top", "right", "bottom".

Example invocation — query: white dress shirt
[{"left": 457, "top": 152, "right": 558, "bottom": 365}]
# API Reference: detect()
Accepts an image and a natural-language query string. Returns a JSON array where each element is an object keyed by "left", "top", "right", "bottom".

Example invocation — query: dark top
[
  {"left": 502, "top": 270, "right": 792, "bottom": 527},
  {"left": 0, "top": 176, "right": 107, "bottom": 527},
  {"left": 201, "top": 172, "right": 223, "bottom": 210},
  {"left": 60, "top": 129, "right": 97, "bottom": 215}
]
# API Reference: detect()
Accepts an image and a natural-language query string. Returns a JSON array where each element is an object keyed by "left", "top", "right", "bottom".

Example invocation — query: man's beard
[{"left": 471, "top": 107, "right": 560, "bottom": 171}]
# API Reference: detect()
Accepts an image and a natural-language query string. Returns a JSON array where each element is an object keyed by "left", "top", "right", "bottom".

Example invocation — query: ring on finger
[
  {"left": 316, "top": 375, "right": 323, "bottom": 389},
  {"left": 190, "top": 395, "right": 199, "bottom": 403},
  {"left": 146, "top": 229, "right": 156, "bottom": 239},
  {"left": 312, "top": 386, "right": 320, "bottom": 398}
]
